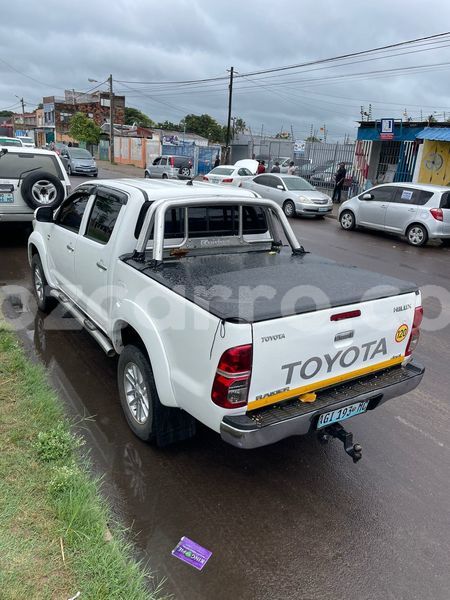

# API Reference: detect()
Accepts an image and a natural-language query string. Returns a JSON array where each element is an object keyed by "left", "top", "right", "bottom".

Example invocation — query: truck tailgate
[{"left": 248, "top": 292, "right": 418, "bottom": 410}]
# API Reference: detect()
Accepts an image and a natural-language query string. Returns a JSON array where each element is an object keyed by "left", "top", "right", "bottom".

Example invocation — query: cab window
[
  {"left": 56, "top": 190, "right": 91, "bottom": 233},
  {"left": 84, "top": 190, "right": 126, "bottom": 244}
]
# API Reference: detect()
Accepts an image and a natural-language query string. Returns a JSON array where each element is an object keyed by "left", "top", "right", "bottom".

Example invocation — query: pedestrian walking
[
  {"left": 287, "top": 161, "right": 296, "bottom": 175},
  {"left": 332, "top": 162, "right": 347, "bottom": 203},
  {"left": 214, "top": 155, "right": 220, "bottom": 168},
  {"left": 270, "top": 161, "right": 280, "bottom": 173},
  {"left": 257, "top": 160, "right": 266, "bottom": 174}
]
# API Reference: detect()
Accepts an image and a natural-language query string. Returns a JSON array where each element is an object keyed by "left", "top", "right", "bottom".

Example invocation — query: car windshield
[
  {"left": 20, "top": 137, "right": 33, "bottom": 144},
  {"left": 0, "top": 152, "right": 63, "bottom": 179},
  {"left": 0, "top": 138, "right": 22, "bottom": 147},
  {"left": 281, "top": 176, "right": 315, "bottom": 191},
  {"left": 210, "top": 167, "right": 234, "bottom": 175},
  {"left": 69, "top": 149, "right": 92, "bottom": 159}
]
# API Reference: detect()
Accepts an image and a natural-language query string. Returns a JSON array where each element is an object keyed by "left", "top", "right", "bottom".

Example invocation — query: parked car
[
  {"left": 279, "top": 157, "right": 311, "bottom": 174},
  {"left": 310, "top": 162, "right": 353, "bottom": 188},
  {"left": 297, "top": 160, "right": 335, "bottom": 180},
  {"left": 61, "top": 147, "right": 98, "bottom": 177},
  {"left": 0, "top": 136, "right": 23, "bottom": 147},
  {"left": 16, "top": 136, "right": 35, "bottom": 148},
  {"left": 0, "top": 147, "right": 70, "bottom": 222},
  {"left": 28, "top": 178, "right": 424, "bottom": 460},
  {"left": 145, "top": 155, "right": 193, "bottom": 180},
  {"left": 241, "top": 174, "right": 332, "bottom": 217},
  {"left": 338, "top": 182, "right": 450, "bottom": 247},
  {"left": 203, "top": 165, "right": 254, "bottom": 186}
]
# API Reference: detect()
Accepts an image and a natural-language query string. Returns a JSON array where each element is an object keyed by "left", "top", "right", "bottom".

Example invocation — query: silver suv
[
  {"left": 338, "top": 183, "right": 450, "bottom": 247},
  {"left": 145, "top": 155, "right": 193, "bottom": 180},
  {"left": 0, "top": 147, "right": 70, "bottom": 222}
]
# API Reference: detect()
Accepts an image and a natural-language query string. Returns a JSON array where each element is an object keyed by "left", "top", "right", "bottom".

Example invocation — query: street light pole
[{"left": 108, "top": 74, "right": 114, "bottom": 164}]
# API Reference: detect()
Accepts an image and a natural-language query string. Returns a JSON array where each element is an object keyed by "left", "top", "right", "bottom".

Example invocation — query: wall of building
[{"left": 417, "top": 140, "right": 450, "bottom": 186}]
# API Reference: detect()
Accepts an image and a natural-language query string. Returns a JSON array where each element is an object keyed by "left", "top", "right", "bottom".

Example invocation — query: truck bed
[{"left": 123, "top": 248, "right": 417, "bottom": 322}]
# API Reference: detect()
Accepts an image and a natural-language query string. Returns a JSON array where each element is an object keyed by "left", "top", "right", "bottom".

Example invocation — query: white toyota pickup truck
[{"left": 28, "top": 178, "right": 424, "bottom": 462}]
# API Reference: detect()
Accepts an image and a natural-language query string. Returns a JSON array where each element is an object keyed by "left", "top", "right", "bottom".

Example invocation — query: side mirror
[
  {"left": 362, "top": 193, "right": 373, "bottom": 200},
  {"left": 277, "top": 185, "right": 284, "bottom": 190},
  {"left": 35, "top": 206, "right": 54, "bottom": 223}
]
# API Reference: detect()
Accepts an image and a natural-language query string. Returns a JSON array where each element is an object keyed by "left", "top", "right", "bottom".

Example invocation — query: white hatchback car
[
  {"left": 338, "top": 182, "right": 450, "bottom": 246},
  {"left": 0, "top": 147, "right": 70, "bottom": 222}
]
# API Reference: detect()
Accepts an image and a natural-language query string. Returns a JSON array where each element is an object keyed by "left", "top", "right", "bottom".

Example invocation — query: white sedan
[{"left": 203, "top": 165, "right": 255, "bottom": 186}]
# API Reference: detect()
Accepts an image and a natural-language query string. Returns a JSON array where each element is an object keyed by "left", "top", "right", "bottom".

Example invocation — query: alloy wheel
[
  {"left": 123, "top": 362, "right": 150, "bottom": 424},
  {"left": 31, "top": 180, "right": 57, "bottom": 205}
]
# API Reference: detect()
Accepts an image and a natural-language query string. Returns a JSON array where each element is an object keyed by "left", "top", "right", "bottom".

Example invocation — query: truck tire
[
  {"left": 21, "top": 171, "right": 65, "bottom": 210},
  {"left": 31, "top": 254, "right": 55, "bottom": 313}
]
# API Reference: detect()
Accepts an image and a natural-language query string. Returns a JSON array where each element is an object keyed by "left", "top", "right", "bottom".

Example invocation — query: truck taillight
[
  {"left": 405, "top": 306, "right": 423, "bottom": 356},
  {"left": 222, "top": 178, "right": 233, "bottom": 183},
  {"left": 170, "top": 156, "right": 175, "bottom": 167},
  {"left": 211, "top": 344, "right": 252, "bottom": 409},
  {"left": 430, "top": 208, "right": 443, "bottom": 221}
]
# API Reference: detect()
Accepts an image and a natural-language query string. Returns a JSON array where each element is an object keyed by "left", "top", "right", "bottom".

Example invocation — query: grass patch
[{"left": 0, "top": 324, "right": 165, "bottom": 599}]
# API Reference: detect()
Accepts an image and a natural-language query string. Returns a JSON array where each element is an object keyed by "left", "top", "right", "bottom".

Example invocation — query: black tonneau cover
[{"left": 123, "top": 248, "right": 417, "bottom": 322}]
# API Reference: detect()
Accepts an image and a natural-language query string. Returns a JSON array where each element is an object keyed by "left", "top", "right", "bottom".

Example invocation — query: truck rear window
[
  {"left": 146, "top": 205, "right": 269, "bottom": 240},
  {"left": 0, "top": 153, "right": 64, "bottom": 179}
]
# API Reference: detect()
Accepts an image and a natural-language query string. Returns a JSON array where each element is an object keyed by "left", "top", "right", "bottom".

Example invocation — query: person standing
[
  {"left": 332, "top": 162, "right": 347, "bottom": 203},
  {"left": 287, "top": 160, "right": 296, "bottom": 175},
  {"left": 257, "top": 160, "right": 266, "bottom": 174},
  {"left": 214, "top": 155, "right": 220, "bottom": 168},
  {"left": 270, "top": 161, "right": 280, "bottom": 173}
]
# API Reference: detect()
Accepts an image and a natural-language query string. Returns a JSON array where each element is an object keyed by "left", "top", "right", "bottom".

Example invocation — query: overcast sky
[{"left": 1, "top": 0, "right": 450, "bottom": 141}]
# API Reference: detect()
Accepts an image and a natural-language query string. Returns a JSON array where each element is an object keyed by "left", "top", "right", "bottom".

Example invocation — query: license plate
[
  {"left": 0, "top": 193, "right": 14, "bottom": 203},
  {"left": 318, "top": 207, "right": 329, "bottom": 212},
  {"left": 317, "top": 401, "right": 369, "bottom": 429},
  {"left": 210, "top": 177, "right": 219, "bottom": 183}
]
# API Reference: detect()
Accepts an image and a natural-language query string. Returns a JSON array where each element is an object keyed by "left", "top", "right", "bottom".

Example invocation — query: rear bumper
[{"left": 220, "top": 360, "right": 424, "bottom": 449}]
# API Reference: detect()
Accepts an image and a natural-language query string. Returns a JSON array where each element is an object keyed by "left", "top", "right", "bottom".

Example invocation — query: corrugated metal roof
[{"left": 416, "top": 127, "right": 450, "bottom": 141}]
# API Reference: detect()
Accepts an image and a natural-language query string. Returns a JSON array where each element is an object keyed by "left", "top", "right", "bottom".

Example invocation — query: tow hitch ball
[{"left": 318, "top": 423, "right": 363, "bottom": 463}]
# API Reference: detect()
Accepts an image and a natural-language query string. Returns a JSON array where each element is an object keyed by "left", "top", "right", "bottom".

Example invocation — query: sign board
[
  {"left": 380, "top": 119, "right": 394, "bottom": 140},
  {"left": 294, "top": 139, "right": 305, "bottom": 153}
]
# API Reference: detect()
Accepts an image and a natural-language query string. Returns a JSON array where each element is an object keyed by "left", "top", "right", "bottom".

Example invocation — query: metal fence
[
  {"left": 298, "top": 141, "right": 356, "bottom": 196},
  {"left": 161, "top": 143, "right": 221, "bottom": 176}
]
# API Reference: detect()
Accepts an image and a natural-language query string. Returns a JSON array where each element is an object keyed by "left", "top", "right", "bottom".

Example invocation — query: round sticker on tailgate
[{"left": 395, "top": 324, "right": 409, "bottom": 343}]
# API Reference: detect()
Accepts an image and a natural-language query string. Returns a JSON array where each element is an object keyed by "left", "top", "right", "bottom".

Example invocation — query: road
[{"left": 1, "top": 170, "right": 449, "bottom": 600}]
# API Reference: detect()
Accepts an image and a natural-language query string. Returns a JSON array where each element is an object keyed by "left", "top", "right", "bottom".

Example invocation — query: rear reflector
[
  {"left": 330, "top": 309, "right": 361, "bottom": 322},
  {"left": 222, "top": 178, "right": 233, "bottom": 183},
  {"left": 211, "top": 344, "right": 252, "bottom": 409},
  {"left": 430, "top": 208, "right": 443, "bottom": 221},
  {"left": 405, "top": 306, "right": 423, "bottom": 356}
]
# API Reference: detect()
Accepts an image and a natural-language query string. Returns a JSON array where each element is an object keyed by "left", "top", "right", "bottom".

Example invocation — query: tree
[
  {"left": 157, "top": 120, "right": 182, "bottom": 131},
  {"left": 124, "top": 107, "right": 155, "bottom": 128},
  {"left": 183, "top": 113, "right": 224, "bottom": 143},
  {"left": 0, "top": 110, "right": 13, "bottom": 117},
  {"left": 233, "top": 117, "right": 246, "bottom": 135},
  {"left": 69, "top": 112, "right": 101, "bottom": 145},
  {"left": 306, "top": 135, "right": 321, "bottom": 142}
]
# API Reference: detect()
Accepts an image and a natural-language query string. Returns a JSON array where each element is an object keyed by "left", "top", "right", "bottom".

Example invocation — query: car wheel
[
  {"left": 144, "top": 171, "right": 150, "bottom": 179},
  {"left": 440, "top": 238, "right": 450, "bottom": 247},
  {"left": 339, "top": 210, "right": 356, "bottom": 230},
  {"left": 92, "top": 172, "right": 98, "bottom": 178},
  {"left": 283, "top": 200, "right": 296, "bottom": 218},
  {"left": 162, "top": 173, "right": 168, "bottom": 179},
  {"left": 179, "top": 167, "right": 191, "bottom": 178},
  {"left": 31, "top": 254, "right": 55, "bottom": 313},
  {"left": 118, "top": 344, "right": 196, "bottom": 445},
  {"left": 67, "top": 165, "right": 72, "bottom": 175},
  {"left": 406, "top": 224, "right": 428, "bottom": 247},
  {"left": 21, "top": 171, "right": 65, "bottom": 210}
]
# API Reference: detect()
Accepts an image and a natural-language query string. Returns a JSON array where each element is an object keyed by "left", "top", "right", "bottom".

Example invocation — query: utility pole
[
  {"left": 108, "top": 74, "right": 115, "bottom": 164},
  {"left": 225, "top": 66, "right": 234, "bottom": 163}
]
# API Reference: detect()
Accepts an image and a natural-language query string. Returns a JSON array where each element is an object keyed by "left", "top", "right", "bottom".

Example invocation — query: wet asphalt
[{"left": 1, "top": 171, "right": 449, "bottom": 600}]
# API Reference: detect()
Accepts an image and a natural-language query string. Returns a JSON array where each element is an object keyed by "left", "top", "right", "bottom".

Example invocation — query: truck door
[
  {"left": 47, "top": 188, "right": 92, "bottom": 299},
  {"left": 74, "top": 186, "right": 127, "bottom": 331}
]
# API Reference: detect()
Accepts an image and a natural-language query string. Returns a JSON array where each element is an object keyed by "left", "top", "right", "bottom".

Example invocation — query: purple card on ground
[{"left": 172, "top": 536, "right": 212, "bottom": 570}]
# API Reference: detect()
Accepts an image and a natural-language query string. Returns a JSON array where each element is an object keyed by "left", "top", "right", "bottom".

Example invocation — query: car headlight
[{"left": 297, "top": 196, "right": 313, "bottom": 204}]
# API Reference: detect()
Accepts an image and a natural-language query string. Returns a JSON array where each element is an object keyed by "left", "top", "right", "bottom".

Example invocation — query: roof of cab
[
  {"left": 0, "top": 146, "right": 58, "bottom": 156},
  {"left": 81, "top": 177, "right": 260, "bottom": 200}
]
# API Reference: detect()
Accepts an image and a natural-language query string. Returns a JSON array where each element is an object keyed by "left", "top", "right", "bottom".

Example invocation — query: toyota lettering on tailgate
[{"left": 281, "top": 338, "right": 388, "bottom": 385}]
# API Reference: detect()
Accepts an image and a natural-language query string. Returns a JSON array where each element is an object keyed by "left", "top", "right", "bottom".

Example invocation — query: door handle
[
  {"left": 66, "top": 244, "right": 74, "bottom": 252},
  {"left": 408, "top": 208, "right": 415, "bottom": 212},
  {"left": 380, "top": 204, "right": 388, "bottom": 208},
  {"left": 96, "top": 261, "right": 107, "bottom": 271}
]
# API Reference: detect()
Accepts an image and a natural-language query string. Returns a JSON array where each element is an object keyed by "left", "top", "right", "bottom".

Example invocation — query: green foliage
[
  {"left": 233, "top": 117, "right": 246, "bottom": 135},
  {"left": 0, "top": 110, "right": 13, "bottom": 117},
  {"left": 36, "top": 424, "right": 84, "bottom": 462},
  {"left": 183, "top": 113, "right": 225, "bottom": 143},
  {"left": 124, "top": 107, "right": 155, "bottom": 128},
  {"left": 157, "top": 119, "right": 182, "bottom": 131},
  {"left": 69, "top": 112, "right": 102, "bottom": 144},
  {"left": 306, "top": 135, "right": 321, "bottom": 142},
  {"left": 49, "top": 463, "right": 83, "bottom": 496}
]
